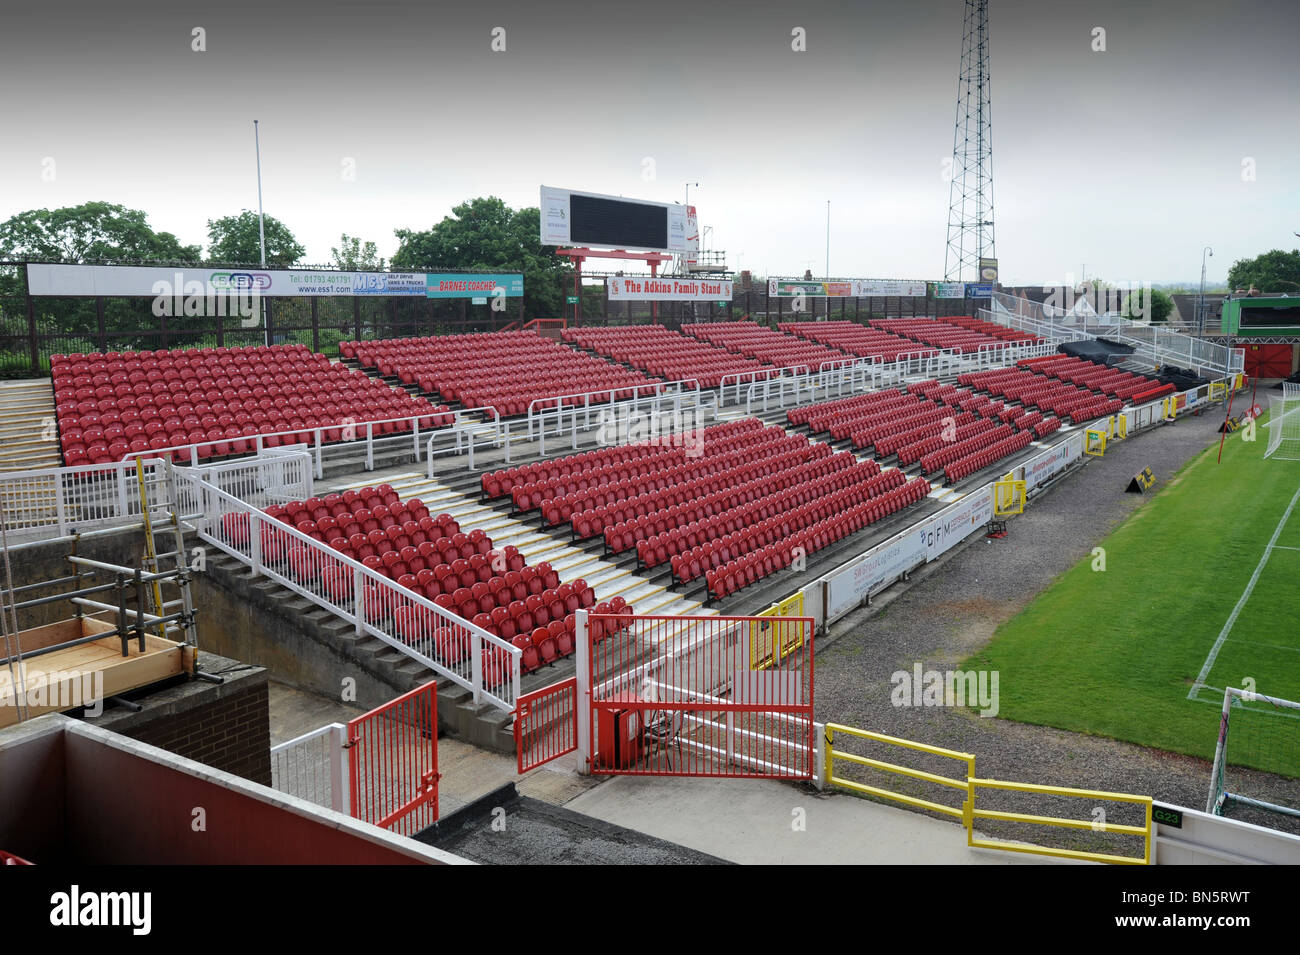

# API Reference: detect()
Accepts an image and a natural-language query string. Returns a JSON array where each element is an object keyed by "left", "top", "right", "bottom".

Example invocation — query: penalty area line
[{"left": 1188, "top": 482, "right": 1300, "bottom": 700}]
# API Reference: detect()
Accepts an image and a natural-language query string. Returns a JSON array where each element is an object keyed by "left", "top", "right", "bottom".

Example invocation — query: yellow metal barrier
[
  {"left": 1113, "top": 413, "right": 1128, "bottom": 440},
  {"left": 1209, "top": 381, "right": 1226, "bottom": 403},
  {"left": 823, "top": 723, "right": 975, "bottom": 821},
  {"left": 1084, "top": 428, "right": 1108, "bottom": 457},
  {"left": 967, "top": 778, "right": 1153, "bottom": 865},
  {"left": 750, "top": 592, "right": 805, "bottom": 669},
  {"left": 823, "top": 721, "right": 1154, "bottom": 864},
  {"left": 993, "top": 474, "right": 1026, "bottom": 516}
]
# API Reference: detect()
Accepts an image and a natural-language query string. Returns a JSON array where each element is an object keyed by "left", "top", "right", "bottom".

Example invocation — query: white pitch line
[{"left": 1188, "top": 482, "right": 1300, "bottom": 699}]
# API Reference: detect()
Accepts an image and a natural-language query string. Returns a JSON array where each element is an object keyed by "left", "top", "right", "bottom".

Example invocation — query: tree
[
  {"left": 331, "top": 234, "right": 385, "bottom": 271},
  {"left": 0, "top": 201, "right": 201, "bottom": 263},
  {"left": 1226, "top": 249, "right": 1300, "bottom": 294},
  {"left": 1120, "top": 287, "right": 1174, "bottom": 323},
  {"left": 206, "top": 210, "right": 305, "bottom": 266},
  {"left": 392, "top": 196, "right": 568, "bottom": 318}
]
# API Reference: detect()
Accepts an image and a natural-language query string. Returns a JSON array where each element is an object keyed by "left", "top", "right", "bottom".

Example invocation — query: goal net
[
  {"left": 1206, "top": 687, "right": 1300, "bottom": 821},
  {"left": 1264, "top": 382, "right": 1300, "bottom": 460}
]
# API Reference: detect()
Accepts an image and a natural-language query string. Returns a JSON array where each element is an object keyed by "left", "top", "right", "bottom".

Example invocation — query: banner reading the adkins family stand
[{"left": 606, "top": 277, "right": 733, "bottom": 301}]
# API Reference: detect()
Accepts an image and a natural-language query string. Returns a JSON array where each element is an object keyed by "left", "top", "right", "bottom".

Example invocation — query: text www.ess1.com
[{"left": 1115, "top": 892, "right": 1251, "bottom": 929}]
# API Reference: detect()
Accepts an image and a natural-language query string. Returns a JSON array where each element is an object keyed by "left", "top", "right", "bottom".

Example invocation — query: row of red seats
[
  {"left": 602, "top": 450, "right": 851, "bottom": 555},
  {"left": 706, "top": 476, "right": 931, "bottom": 598},
  {"left": 940, "top": 315, "right": 1042, "bottom": 344},
  {"left": 481, "top": 418, "right": 760, "bottom": 498},
  {"left": 873, "top": 317, "right": 1034, "bottom": 356},
  {"left": 1021, "top": 355, "right": 1163, "bottom": 400},
  {"left": 345, "top": 331, "right": 661, "bottom": 417},
  {"left": 510, "top": 596, "right": 639, "bottom": 672},
  {"left": 673, "top": 469, "right": 909, "bottom": 584},
  {"left": 871, "top": 318, "right": 1022, "bottom": 356},
  {"left": 897, "top": 418, "right": 1002, "bottom": 467},
  {"left": 1034, "top": 416, "right": 1063, "bottom": 438},
  {"left": 943, "top": 430, "right": 1034, "bottom": 484},
  {"left": 871, "top": 410, "right": 978, "bottom": 458},
  {"left": 538, "top": 431, "right": 809, "bottom": 526},
  {"left": 779, "top": 321, "right": 936, "bottom": 363},
  {"left": 1013, "top": 410, "right": 1043, "bottom": 433},
  {"left": 806, "top": 391, "right": 923, "bottom": 439},
  {"left": 572, "top": 441, "right": 821, "bottom": 537},
  {"left": 517, "top": 425, "right": 796, "bottom": 517},
  {"left": 563, "top": 325, "right": 780, "bottom": 389},
  {"left": 959, "top": 368, "right": 1102, "bottom": 419},
  {"left": 797, "top": 391, "right": 921, "bottom": 436},
  {"left": 919, "top": 424, "right": 1015, "bottom": 474},
  {"left": 850, "top": 402, "right": 956, "bottom": 451},
  {"left": 54, "top": 345, "right": 449, "bottom": 466},
  {"left": 577, "top": 444, "right": 829, "bottom": 540},
  {"left": 640, "top": 455, "right": 879, "bottom": 569},
  {"left": 681, "top": 321, "right": 851, "bottom": 371}
]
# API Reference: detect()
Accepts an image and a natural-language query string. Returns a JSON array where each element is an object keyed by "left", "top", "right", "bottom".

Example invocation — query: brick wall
[
  {"left": 119, "top": 680, "right": 272, "bottom": 786},
  {"left": 92, "top": 653, "right": 273, "bottom": 787}
]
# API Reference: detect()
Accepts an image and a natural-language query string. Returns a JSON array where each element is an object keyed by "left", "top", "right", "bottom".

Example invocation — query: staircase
[
  {"left": 0, "top": 379, "right": 61, "bottom": 471},
  {"left": 323, "top": 470, "right": 714, "bottom": 620}
]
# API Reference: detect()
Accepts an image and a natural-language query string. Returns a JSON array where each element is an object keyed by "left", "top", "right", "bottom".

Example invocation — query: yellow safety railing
[
  {"left": 823, "top": 722, "right": 1154, "bottom": 864},
  {"left": 1209, "top": 381, "right": 1227, "bottom": 403},
  {"left": 823, "top": 723, "right": 975, "bottom": 821},
  {"left": 750, "top": 592, "right": 805, "bottom": 669},
  {"left": 993, "top": 474, "right": 1026, "bottom": 516},
  {"left": 967, "top": 778, "right": 1153, "bottom": 865},
  {"left": 1084, "top": 428, "right": 1108, "bottom": 457}
]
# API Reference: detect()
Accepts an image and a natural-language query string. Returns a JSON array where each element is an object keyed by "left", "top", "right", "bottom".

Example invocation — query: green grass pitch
[{"left": 966, "top": 410, "right": 1300, "bottom": 774}]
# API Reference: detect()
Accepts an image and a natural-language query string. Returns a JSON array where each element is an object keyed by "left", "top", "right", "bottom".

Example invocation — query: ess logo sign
[{"left": 209, "top": 272, "right": 271, "bottom": 291}]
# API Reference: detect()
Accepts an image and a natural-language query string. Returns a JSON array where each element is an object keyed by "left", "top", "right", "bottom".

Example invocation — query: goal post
[
  {"left": 1206, "top": 686, "right": 1300, "bottom": 818},
  {"left": 1263, "top": 382, "right": 1300, "bottom": 460}
]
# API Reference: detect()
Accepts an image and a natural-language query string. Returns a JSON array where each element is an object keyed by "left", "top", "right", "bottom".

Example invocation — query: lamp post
[
  {"left": 1200, "top": 246, "right": 1213, "bottom": 334},
  {"left": 826, "top": 200, "right": 830, "bottom": 280},
  {"left": 684, "top": 182, "right": 699, "bottom": 209},
  {"left": 254, "top": 120, "right": 268, "bottom": 346}
]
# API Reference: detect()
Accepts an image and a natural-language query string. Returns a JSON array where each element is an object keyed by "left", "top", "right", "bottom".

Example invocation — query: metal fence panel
[
  {"left": 587, "top": 613, "right": 814, "bottom": 778},
  {"left": 348, "top": 682, "right": 439, "bottom": 836}
]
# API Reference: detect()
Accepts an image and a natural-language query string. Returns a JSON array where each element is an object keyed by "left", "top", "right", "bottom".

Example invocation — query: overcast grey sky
[{"left": 2, "top": 0, "right": 1297, "bottom": 285}]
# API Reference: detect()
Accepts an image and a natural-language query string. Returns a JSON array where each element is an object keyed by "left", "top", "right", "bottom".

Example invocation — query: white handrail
[
  {"left": 116, "top": 408, "right": 453, "bottom": 480},
  {"left": 187, "top": 472, "right": 523, "bottom": 712},
  {"left": 425, "top": 406, "right": 505, "bottom": 475}
]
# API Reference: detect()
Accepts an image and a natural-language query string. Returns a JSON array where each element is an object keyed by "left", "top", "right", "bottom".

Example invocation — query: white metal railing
[
  {"left": 984, "top": 294, "right": 1243, "bottom": 377},
  {"left": 528, "top": 382, "right": 715, "bottom": 456},
  {"left": 0, "top": 457, "right": 174, "bottom": 541},
  {"left": 270, "top": 722, "right": 349, "bottom": 812},
  {"left": 718, "top": 369, "right": 784, "bottom": 406},
  {"left": 425, "top": 407, "right": 506, "bottom": 475},
  {"left": 118, "top": 409, "right": 451, "bottom": 481},
  {"left": 183, "top": 447, "right": 314, "bottom": 510},
  {"left": 186, "top": 473, "right": 523, "bottom": 712}
]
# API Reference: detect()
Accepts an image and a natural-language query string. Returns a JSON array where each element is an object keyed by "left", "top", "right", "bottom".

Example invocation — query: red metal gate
[
  {"left": 514, "top": 677, "right": 579, "bottom": 773},
  {"left": 587, "top": 613, "right": 815, "bottom": 778},
  {"left": 347, "top": 682, "right": 439, "bottom": 835}
]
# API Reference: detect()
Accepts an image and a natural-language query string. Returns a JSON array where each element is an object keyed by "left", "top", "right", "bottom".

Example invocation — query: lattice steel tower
[{"left": 944, "top": 0, "right": 995, "bottom": 282}]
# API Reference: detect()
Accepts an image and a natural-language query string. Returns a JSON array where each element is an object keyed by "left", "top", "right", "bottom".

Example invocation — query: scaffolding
[{"left": 0, "top": 462, "right": 210, "bottom": 726}]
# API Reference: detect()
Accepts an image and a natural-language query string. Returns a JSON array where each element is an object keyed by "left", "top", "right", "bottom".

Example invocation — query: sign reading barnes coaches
[
  {"left": 24, "top": 263, "right": 520, "bottom": 299},
  {"left": 425, "top": 273, "right": 523, "bottom": 299},
  {"left": 607, "top": 277, "right": 733, "bottom": 301}
]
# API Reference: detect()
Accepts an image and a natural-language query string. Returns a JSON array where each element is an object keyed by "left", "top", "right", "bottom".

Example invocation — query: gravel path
[{"left": 817, "top": 409, "right": 1300, "bottom": 843}]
